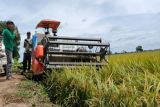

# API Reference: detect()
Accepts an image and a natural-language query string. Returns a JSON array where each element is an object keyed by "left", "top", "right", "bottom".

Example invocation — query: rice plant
[{"left": 44, "top": 50, "right": 160, "bottom": 107}]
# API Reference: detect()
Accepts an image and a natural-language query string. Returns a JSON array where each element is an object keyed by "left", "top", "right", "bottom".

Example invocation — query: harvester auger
[{"left": 32, "top": 19, "right": 110, "bottom": 75}]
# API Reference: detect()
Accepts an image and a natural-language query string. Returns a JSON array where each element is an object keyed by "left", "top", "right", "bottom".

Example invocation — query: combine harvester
[{"left": 32, "top": 20, "right": 110, "bottom": 75}]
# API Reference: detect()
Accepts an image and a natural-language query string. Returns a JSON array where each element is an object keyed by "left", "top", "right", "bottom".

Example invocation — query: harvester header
[{"left": 32, "top": 19, "right": 110, "bottom": 75}]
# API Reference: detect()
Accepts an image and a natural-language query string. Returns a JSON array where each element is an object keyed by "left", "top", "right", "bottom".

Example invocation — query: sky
[{"left": 0, "top": 0, "right": 160, "bottom": 59}]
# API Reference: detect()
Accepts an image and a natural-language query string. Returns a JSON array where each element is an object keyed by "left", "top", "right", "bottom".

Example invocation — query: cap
[{"left": 6, "top": 21, "right": 14, "bottom": 25}]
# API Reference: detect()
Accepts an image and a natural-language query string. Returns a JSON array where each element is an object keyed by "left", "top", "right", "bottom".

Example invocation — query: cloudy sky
[{"left": 0, "top": 0, "right": 160, "bottom": 57}]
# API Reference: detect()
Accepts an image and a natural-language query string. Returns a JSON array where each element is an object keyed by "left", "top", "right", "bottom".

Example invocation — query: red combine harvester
[{"left": 32, "top": 19, "right": 110, "bottom": 75}]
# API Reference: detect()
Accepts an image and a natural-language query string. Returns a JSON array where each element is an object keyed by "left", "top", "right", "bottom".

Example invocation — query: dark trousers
[{"left": 23, "top": 52, "right": 31, "bottom": 72}]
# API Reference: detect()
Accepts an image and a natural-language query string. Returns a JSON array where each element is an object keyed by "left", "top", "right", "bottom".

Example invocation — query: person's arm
[
  {"left": 3, "top": 29, "right": 15, "bottom": 40},
  {"left": 24, "top": 39, "right": 27, "bottom": 48},
  {"left": 30, "top": 40, "right": 32, "bottom": 47}
]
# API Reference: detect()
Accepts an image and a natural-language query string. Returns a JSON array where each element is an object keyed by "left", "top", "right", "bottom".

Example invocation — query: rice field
[{"left": 44, "top": 50, "right": 160, "bottom": 107}]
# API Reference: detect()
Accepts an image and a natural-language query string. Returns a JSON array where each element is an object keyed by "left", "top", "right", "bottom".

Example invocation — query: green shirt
[{"left": 2, "top": 28, "right": 15, "bottom": 51}]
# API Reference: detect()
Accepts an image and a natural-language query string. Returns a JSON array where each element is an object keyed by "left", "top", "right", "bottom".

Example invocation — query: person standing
[
  {"left": 23, "top": 32, "right": 32, "bottom": 74},
  {"left": 2, "top": 21, "right": 16, "bottom": 80}
]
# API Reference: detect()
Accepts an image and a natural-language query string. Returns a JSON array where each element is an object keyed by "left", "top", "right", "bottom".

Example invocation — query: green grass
[
  {"left": 16, "top": 80, "right": 54, "bottom": 107},
  {"left": 12, "top": 59, "right": 22, "bottom": 73},
  {"left": 43, "top": 50, "right": 160, "bottom": 107}
]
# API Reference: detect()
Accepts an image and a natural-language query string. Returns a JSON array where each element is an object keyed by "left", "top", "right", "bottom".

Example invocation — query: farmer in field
[
  {"left": 2, "top": 21, "right": 16, "bottom": 80},
  {"left": 23, "top": 32, "right": 32, "bottom": 74}
]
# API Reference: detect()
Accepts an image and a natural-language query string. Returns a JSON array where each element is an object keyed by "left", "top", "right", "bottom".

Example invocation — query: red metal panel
[{"left": 36, "top": 19, "right": 60, "bottom": 30}]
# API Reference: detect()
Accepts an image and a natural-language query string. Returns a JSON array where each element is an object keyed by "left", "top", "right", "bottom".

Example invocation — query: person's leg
[
  {"left": 27, "top": 53, "right": 31, "bottom": 71},
  {"left": 5, "top": 49, "right": 12, "bottom": 79},
  {"left": 23, "top": 53, "right": 27, "bottom": 72},
  {"left": 26, "top": 53, "right": 29, "bottom": 72}
]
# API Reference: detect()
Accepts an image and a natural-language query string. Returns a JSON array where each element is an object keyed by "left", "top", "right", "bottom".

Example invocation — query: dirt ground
[{"left": 0, "top": 74, "right": 31, "bottom": 107}]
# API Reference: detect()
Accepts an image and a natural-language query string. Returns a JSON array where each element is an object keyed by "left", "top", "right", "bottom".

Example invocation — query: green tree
[
  {"left": 136, "top": 46, "right": 143, "bottom": 52},
  {"left": 0, "top": 21, "right": 21, "bottom": 60}
]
